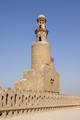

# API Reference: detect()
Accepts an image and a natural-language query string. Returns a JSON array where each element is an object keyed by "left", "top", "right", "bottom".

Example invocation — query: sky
[{"left": 0, "top": 0, "right": 80, "bottom": 96}]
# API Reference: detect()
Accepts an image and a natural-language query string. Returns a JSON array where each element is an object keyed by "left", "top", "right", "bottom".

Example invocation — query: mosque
[{"left": 0, "top": 15, "right": 80, "bottom": 119}]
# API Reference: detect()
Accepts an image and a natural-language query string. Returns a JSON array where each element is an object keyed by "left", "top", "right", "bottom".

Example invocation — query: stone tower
[{"left": 15, "top": 15, "right": 60, "bottom": 93}]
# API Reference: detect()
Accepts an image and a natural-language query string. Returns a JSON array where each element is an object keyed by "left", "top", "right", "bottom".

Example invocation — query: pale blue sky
[{"left": 0, "top": 0, "right": 80, "bottom": 95}]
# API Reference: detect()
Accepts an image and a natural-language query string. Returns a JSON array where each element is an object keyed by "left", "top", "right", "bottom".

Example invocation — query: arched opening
[
  {"left": 22, "top": 95, "right": 24, "bottom": 103},
  {"left": 2, "top": 96, "right": 4, "bottom": 100},
  {"left": 39, "top": 36, "right": 42, "bottom": 41},
  {"left": 6, "top": 94, "right": 8, "bottom": 105},
  {"left": 50, "top": 78, "right": 54, "bottom": 84},
  {"left": 39, "top": 25, "right": 41, "bottom": 28},
  {"left": 14, "top": 94, "right": 17, "bottom": 104},
  {"left": 0, "top": 112, "right": 2, "bottom": 116}
]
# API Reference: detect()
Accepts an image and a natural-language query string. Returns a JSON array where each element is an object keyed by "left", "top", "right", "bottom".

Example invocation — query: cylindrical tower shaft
[{"left": 32, "top": 42, "right": 51, "bottom": 69}]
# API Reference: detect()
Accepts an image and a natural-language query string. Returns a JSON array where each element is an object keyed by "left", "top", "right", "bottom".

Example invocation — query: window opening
[
  {"left": 39, "top": 36, "right": 42, "bottom": 41},
  {"left": 39, "top": 25, "right": 41, "bottom": 28}
]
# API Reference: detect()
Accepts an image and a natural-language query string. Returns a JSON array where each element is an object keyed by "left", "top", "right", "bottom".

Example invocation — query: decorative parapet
[{"left": 0, "top": 90, "right": 80, "bottom": 117}]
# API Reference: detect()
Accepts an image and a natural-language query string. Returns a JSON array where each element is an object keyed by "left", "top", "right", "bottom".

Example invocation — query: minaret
[
  {"left": 15, "top": 15, "right": 59, "bottom": 92},
  {"left": 32, "top": 15, "right": 51, "bottom": 70}
]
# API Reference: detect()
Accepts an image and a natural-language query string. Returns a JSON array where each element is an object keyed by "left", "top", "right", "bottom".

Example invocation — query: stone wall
[
  {"left": 15, "top": 62, "right": 59, "bottom": 92},
  {"left": 0, "top": 90, "right": 80, "bottom": 118}
]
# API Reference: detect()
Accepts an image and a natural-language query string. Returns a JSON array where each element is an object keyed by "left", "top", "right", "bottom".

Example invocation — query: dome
[{"left": 38, "top": 14, "right": 46, "bottom": 19}]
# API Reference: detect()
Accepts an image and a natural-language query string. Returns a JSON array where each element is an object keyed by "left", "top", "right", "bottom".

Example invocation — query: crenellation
[{"left": 0, "top": 90, "right": 80, "bottom": 113}]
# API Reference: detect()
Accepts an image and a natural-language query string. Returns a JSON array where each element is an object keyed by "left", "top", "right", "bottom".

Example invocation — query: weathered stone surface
[{"left": 15, "top": 14, "right": 59, "bottom": 92}]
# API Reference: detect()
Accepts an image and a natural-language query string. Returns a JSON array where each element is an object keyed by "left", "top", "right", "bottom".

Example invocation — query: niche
[{"left": 50, "top": 78, "right": 54, "bottom": 84}]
